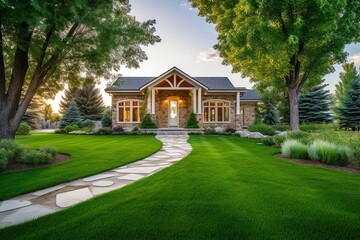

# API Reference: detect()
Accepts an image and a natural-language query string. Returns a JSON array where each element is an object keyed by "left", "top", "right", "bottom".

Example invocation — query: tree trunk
[
  {"left": 0, "top": 106, "right": 18, "bottom": 140},
  {"left": 288, "top": 87, "right": 299, "bottom": 131}
]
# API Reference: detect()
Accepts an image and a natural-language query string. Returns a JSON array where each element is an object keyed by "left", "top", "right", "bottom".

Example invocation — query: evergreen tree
[
  {"left": 59, "top": 86, "right": 105, "bottom": 117},
  {"left": 338, "top": 80, "right": 360, "bottom": 130},
  {"left": 263, "top": 102, "right": 278, "bottom": 125},
  {"left": 60, "top": 99, "right": 82, "bottom": 128},
  {"left": 22, "top": 95, "right": 44, "bottom": 129},
  {"left": 140, "top": 114, "right": 157, "bottom": 128},
  {"left": 101, "top": 114, "right": 112, "bottom": 128},
  {"left": 299, "top": 84, "right": 333, "bottom": 123},
  {"left": 334, "top": 63, "right": 360, "bottom": 115},
  {"left": 186, "top": 112, "right": 199, "bottom": 128}
]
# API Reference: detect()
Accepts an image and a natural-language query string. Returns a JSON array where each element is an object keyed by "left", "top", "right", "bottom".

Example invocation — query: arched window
[
  {"left": 203, "top": 100, "right": 230, "bottom": 123},
  {"left": 117, "top": 100, "right": 143, "bottom": 123}
]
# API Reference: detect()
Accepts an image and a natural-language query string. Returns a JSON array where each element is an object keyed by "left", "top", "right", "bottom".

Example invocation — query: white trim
[
  {"left": 140, "top": 67, "right": 208, "bottom": 90},
  {"left": 147, "top": 92, "right": 151, "bottom": 113},
  {"left": 207, "top": 89, "right": 246, "bottom": 93},
  {"left": 197, "top": 88, "right": 202, "bottom": 114},
  {"left": 177, "top": 79, "right": 185, "bottom": 87},
  {"left": 165, "top": 79, "right": 174, "bottom": 87},
  {"left": 192, "top": 88, "right": 196, "bottom": 112},
  {"left": 202, "top": 99, "right": 231, "bottom": 123},
  {"left": 151, "top": 88, "right": 155, "bottom": 114},
  {"left": 116, "top": 99, "right": 143, "bottom": 123},
  {"left": 236, "top": 92, "right": 240, "bottom": 115}
]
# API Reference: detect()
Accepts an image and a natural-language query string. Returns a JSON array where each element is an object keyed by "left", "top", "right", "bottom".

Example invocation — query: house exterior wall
[{"left": 110, "top": 93, "right": 257, "bottom": 130}]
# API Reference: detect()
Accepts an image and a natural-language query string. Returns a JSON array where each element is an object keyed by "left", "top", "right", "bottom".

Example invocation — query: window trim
[
  {"left": 203, "top": 99, "right": 231, "bottom": 123},
  {"left": 116, "top": 99, "right": 143, "bottom": 123}
]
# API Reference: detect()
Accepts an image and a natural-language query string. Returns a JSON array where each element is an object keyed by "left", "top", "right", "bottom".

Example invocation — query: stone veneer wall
[
  {"left": 154, "top": 90, "right": 192, "bottom": 128},
  {"left": 241, "top": 103, "right": 256, "bottom": 127},
  {"left": 111, "top": 94, "right": 144, "bottom": 131}
]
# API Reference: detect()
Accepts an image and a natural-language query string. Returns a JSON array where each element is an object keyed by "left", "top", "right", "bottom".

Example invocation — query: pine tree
[
  {"left": 59, "top": 86, "right": 105, "bottom": 117},
  {"left": 186, "top": 112, "right": 199, "bottom": 128},
  {"left": 298, "top": 84, "right": 333, "bottom": 123},
  {"left": 60, "top": 99, "right": 82, "bottom": 128},
  {"left": 263, "top": 102, "right": 278, "bottom": 125},
  {"left": 140, "top": 114, "right": 157, "bottom": 128},
  {"left": 338, "top": 80, "right": 360, "bottom": 130}
]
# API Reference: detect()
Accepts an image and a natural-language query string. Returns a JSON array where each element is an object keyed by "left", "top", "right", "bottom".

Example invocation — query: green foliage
[
  {"left": 281, "top": 140, "right": 309, "bottom": 159},
  {"left": 0, "top": 149, "right": 9, "bottom": 171},
  {"left": 191, "top": 0, "right": 360, "bottom": 130},
  {"left": 334, "top": 63, "right": 360, "bottom": 115},
  {"left": 60, "top": 99, "right": 82, "bottom": 129},
  {"left": 0, "top": 140, "right": 25, "bottom": 160},
  {"left": 40, "top": 146, "right": 57, "bottom": 158},
  {"left": 299, "top": 123, "right": 339, "bottom": 132},
  {"left": 204, "top": 126, "right": 217, "bottom": 135},
  {"left": 338, "top": 80, "right": 360, "bottom": 130},
  {"left": 186, "top": 112, "right": 199, "bottom": 128},
  {"left": 63, "top": 125, "right": 80, "bottom": 134},
  {"left": 273, "top": 125, "right": 290, "bottom": 131},
  {"left": 140, "top": 114, "right": 157, "bottom": 129},
  {"left": 16, "top": 122, "right": 31, "bottom": 135},
  {"left": 273, "top": 135, "right": 287, "bottom": 147},
  {"left": 299, "top": 84, "right": 333, "bottom": 123},
  {"left": 248, "top": 123, "right": 275, "bottom": 136},
  {"left": 59, "top": 86, "right": 105, "bottom": 116},
  {"left": 96, "top": 127, "right": 113, "bottom": 135},
  {"left": 262, "top": 137, "right": 275, "bottom": 146},
  {"left": 80, "top": 119, "right": 95, "bottom": 129},
  {"left": 101, "top": 113, "right": 112, "bottom": 128},
  {"left": 18, "top": 150, "right": 52, "bottom": 164},
  {"left": 287, "top": 131, "right": 311, "bottom": 145},
  {"left": 263, "top": 102, "right": 278, "bottom": 125},
  {"left": 22, "top": 95, "right": 44, "bottom": 129},
  {"left": 308, "top": 141, "right": 350, "bottom": 166}
]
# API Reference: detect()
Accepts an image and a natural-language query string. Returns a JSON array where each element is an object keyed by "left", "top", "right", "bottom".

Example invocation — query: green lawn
[
  {"left": 0, "top": 133, "right": 162, "bottom": 200},
  {"left": 1, "top": 136, "right": 360, "bottom": 239}
]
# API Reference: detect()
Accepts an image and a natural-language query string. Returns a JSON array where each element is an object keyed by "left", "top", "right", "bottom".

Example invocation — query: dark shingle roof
[
  {"left": 107, "top": 76, "right": 237, "bottom": 90},
  {"left": 242, "top": 89, "right": 260, "bottom": 100}
]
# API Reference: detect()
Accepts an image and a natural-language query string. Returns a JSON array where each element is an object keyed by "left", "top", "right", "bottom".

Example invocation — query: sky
[{"left": 49, "top": 0, "right": 360, "bottom": 111}]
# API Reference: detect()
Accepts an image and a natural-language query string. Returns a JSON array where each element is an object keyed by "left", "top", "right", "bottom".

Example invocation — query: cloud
[
  {"left": 180, "top": 1, "right": 194, "bottom": 11},
  {"left": 348, "top": 53, "right": 360, "bottom": 64},
  {"left": 197, "top": 48, "right": 221, "bottom": 62}
]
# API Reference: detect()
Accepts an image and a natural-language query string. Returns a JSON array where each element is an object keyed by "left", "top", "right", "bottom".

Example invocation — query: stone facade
[{"left": 111, "top": 93, "right": 257, "bottom": 130}]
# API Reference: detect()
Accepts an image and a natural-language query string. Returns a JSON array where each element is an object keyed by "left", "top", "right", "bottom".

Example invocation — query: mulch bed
[
  {"left": 276, "top": 154, "right": 360, "bottom": 174},
  {"left": 5, "top": 154, "right": 70, "bottom": 172}
]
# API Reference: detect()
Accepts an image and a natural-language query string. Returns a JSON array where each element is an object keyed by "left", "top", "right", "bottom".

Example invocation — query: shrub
[
  {"left": 0, "top": 140, "right": 25, "bottom": 160},
  {"left": 225, "top": 127, "right": 236, "bottom": 133},
  {"left": 63, "top": 124, "right": 80, "bottom": 134},
  {"left": 273, "top": 125, "right": 290, "bottom": 131},
  {"left": 40, "top": 146, "right": 57, "bottom": 158},
  {"left": 112, "top": 126, "right": 124, "bottom": 133},
  {"left": 185, "top": 112, "right": 199, "bottom": 128},
  {"left": 140, "top": 114, "right": 157, "bottom": 128},
  {"left": 248, "top": 123, "right": 275, "bottom": 136},
  {"left": 308, "top": 141, "right": 350, "bottom": 166},
  {"left": 272, "top": 135, "right": 287, "bottom": 147},
  {"left": 54, "top": 129, "right": 66, "bottom": 134},
  {"left": 262, "top": 137, "right": 275, "bottom": 146},
  {"left": 300, "top": 123, "right": 339, "bottom": 132},
  {"left": 0, "top": 149, "right": 9, "bottom": 170},
  {"left": 16, "top": 122, "right": 31, "bottom": 135},
  {"left": 132, "top": 127, "right": 139, "bottom": 132},
  {"left": 96, "top": 127, "right": 113, "bottom": 135},
  {"left": 18, "top": 150, "right": 52, "bottom": 164},
  {"left": 204, "top": 126, "right": 217, "bottom": 135},
  {"left": 69, "top": 130, "right": 91, "bottom": 135},
  {"left": 287, "top": 131, "right": 311, "bottom": 144},
  {"left": 80, "top": 119, "right": 95, "bottom": 129},
  {"left": 281, "top": 140, "right": 309, "bottom": 159},
  {"left": 101, "top": 114, "right": 112, "bottom": 128}
]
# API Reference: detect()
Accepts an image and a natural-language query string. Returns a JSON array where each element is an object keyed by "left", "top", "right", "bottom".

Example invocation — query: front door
[{"left": 168, "top": 100, "right": 179, "bottom": 127}]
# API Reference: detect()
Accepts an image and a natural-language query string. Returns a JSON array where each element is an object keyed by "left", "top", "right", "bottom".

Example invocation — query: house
[{"left": 105, "top": 67, "right": 260, "bottom": 130}]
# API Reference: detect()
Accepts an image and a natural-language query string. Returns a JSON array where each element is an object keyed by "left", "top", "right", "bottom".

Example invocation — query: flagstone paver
[{"left": 0, "top": 135, "right": 191, "bottom": 228}]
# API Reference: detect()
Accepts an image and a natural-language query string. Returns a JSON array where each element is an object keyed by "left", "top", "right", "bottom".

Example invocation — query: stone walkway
[{"left": 0, "top": 135, "right": 191, "bottom": 228}]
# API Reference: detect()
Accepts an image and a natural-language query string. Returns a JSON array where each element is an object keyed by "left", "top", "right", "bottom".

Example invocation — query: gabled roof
[{"left": 242, "top": 89, "right": 260, "bottom": 100}]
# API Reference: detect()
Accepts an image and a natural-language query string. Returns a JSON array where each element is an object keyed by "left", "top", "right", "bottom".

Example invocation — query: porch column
[
  {"left": 197, "top": 88, "right": 202, "bottom": 114},
  {"left": 192, "top": 88, "right": 197, "bottom": 112},
  {"left": 236, "top": 92, "right": 240, "bottom": 115},
  {"left": 147, "top": 90, "right": 151, "bottom": 113},
  {"left": 151, "top": 88, "right": 155, "bottom": 114}
]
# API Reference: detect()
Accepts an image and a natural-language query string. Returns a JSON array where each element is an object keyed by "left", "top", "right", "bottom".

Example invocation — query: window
[
  {"left": 117, "top": 100, "right": 143, "bottom": 123},
  {"left": 203, "top": 100, "right": 230, "bottom": 122}
]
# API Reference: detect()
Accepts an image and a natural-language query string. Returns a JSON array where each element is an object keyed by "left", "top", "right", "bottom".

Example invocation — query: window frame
[
  {"left": 116, "top": 99, "right": 143, "bottom": 123},
  {"left": 203, "top": 99, "right": 231, "bottom": 123}
]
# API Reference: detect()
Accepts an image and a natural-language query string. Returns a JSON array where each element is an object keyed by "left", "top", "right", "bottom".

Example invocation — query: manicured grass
[
  {"left": 1, "top": 136, "right": 360, "bottom": 239},
  {"left": 0, "top": 134, "right": 162, "bottom": 200}
]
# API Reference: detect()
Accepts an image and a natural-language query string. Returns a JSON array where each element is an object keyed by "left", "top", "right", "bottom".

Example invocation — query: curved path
[{"left": 0, "top": 135, "right": 191, "bottom": 228}]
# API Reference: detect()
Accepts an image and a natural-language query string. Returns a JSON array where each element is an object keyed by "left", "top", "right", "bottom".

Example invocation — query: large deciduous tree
[
  {"left": 191, "top": 0, "right": 360, "bottom": 130},
  {"left": 0, "top": 0, "right": 160, "bottom": 139}
]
